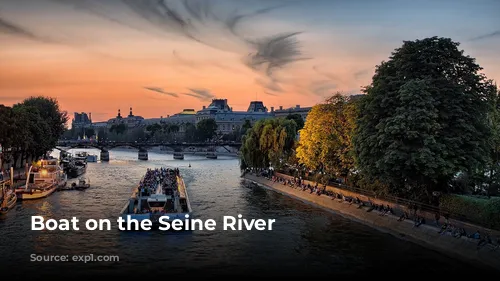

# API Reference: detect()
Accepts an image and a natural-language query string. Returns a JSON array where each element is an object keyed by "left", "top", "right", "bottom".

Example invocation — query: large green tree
[
  {"left": 196, "top": 119, "right": 218, "bottom": 141},
  {"left": 353, "top": 37, "right": 493, "bottom": 202},
  {"left": 21, "top": 96, "right": 68, "bottom": 147},
  {"left": 296, "top": 93, "right": 360, "bottom": 183}
]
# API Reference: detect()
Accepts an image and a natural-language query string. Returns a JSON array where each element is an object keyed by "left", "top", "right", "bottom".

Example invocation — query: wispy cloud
[
  {"left": 143, "top": 87, "right": 179, "bottom": 97},
  {"left": 45, "top": 0, "right": 308, "bottom": 79},
  {"left": 309, "top": 80, "right": 337, "bottom": 97},
  {"left": 470, "top": 30, "right": 500, "bottom": 41},
  {"left": 0, "top": 16, "right": 54, "bottom": 43},
  {"left": 183, "top": 88, "right": 215, "bottom": 101}
]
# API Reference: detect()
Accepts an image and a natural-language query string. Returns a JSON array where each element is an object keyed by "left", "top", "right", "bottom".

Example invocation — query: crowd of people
[
  {"left": 256, "top": 170, "right": 499, "bottom": 251},
  {"left": 137, "top": 167, "right": 179, "bottom": 197}
]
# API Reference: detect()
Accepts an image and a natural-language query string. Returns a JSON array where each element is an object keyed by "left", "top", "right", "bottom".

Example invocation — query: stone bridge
[{"left": 56, "top": 141, "right": 241, "bottom": 161}]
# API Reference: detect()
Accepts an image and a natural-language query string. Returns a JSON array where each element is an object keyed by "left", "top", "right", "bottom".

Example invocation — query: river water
[{"left": 0, "top": 149, "right": 496, "bottom": 277}]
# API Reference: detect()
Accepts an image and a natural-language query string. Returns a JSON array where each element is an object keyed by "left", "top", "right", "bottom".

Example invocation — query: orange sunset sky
[{"left": 1, "top": 0, "right": 499, "bottom": 122}]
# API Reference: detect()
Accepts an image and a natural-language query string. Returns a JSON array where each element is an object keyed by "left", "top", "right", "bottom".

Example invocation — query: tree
[
  {"left": 21, "top": 96, "right": 68, "bottom": 147},
  {"left": 110, "top": 123, "right": 127, "bottom": 135},
  {"left": 296, "top": 93, "right": 359, "bottom": 183},
  {"left": 241, "top": 120, "right": 252, "bottom": 135},
  {"left": 286, "top": 113, "right": 305, "bottom": 131},
  {"left": 184, "top": 123, "right": 197, "bottom": 142},
  {"left": 240, "top": 118, "right": 298, "bottom": 170},
  {"left": 196, "top": 119, "right": 218, "bottom": 141},
  {"left": 353, "top": 37, "right": 493, "bottom": 202}
]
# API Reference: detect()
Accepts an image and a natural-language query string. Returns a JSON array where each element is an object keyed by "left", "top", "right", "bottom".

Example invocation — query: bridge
[{"left": 56, "top": 140, "right": 242, "bottom": 161}]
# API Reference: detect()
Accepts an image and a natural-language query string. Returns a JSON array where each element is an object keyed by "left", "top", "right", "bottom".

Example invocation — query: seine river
[{"left": 0, "top": 149, "right": 496, "bottom": 277}]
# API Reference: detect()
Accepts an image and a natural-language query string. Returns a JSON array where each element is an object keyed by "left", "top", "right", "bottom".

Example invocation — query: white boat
[
  {"left": 173, "top": 152, "right": 184, "bottom": 160},
  {"left": 120, "top": 167, "right": 192, "bottom": 228},
  {"left": 86, "top": 154, "right": 98, "bottom": 162},
  {"left": 15, "top": 159, "right": 64, "bottom": 200}
]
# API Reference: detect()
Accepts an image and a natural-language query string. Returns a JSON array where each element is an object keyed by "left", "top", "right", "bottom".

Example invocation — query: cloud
[
  {"left": 309, "top": 80, "right": 337, "bottom": 97},
  {"left": 245, "top": 32, "right": 310, "bottom": 77},
  {"left": 143, "top": 87, "right": 179, "bottom": 97},
  {"left": 0, "top": 16, "right": 54, "bottom": 43},
  {"left": 353, "top": 69, "right": 370, "bottom": 80},
  {"left": 46, "top": 0, "right": 308, "bottom": 78},
  {"left": 255, "top": 77, "right": 284, "bottom": 93},
  {"left": 264, "top": 91, "right": 278, "bottom": 96},
  {"left": 183, "top": 88, "right": 215, "bottom": 101},
  {"left": 469, "top": 30, "right": 500, "bottom": 41}
]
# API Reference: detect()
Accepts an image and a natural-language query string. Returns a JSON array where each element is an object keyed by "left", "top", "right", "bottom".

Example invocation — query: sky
[{"left": 0, "top": 0, "right": 499, "bottom": 122}]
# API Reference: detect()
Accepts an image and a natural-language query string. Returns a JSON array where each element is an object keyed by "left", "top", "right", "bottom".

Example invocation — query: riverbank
[{"left": 243, "top": 173, "right": 500, "bottom": 270}]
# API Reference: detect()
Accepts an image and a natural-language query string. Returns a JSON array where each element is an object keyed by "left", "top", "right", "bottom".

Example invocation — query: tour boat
[
  {"left": 120, "top": 167, "right": 192, "bottom": 228},
  {"left": 173, "top": 152, "right": 184, "bottom": 160},
  {"left": 15, "top": 159, "right": 63, "bottom": 200},
  {"left": 0, "top": 181, "right": 17, "bottom": 215}
]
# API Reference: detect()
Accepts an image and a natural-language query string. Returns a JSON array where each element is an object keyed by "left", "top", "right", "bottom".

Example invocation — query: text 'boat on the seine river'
[{"left": 120, "top": 167, "right": 192, "bottom": 228}]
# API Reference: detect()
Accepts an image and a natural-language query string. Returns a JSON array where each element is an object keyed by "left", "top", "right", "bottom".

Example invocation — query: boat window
[{"left": 148, "top": 201, "right": 165, "bottom": 208}]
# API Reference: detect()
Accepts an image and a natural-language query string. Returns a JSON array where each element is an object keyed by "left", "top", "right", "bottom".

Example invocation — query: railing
[{"left": 274, "top": 171, "right": 472, "bottom": 225}]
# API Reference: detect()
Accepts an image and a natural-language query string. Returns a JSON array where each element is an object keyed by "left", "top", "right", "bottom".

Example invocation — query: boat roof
[{"left": 147, "top": 194, "right": 167, "bottom": 202}]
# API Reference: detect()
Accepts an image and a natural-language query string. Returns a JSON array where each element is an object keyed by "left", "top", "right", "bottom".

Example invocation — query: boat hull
[
  {"left": 16, "top": 185, "right": 57, "bottom": 200},
  {"left": 67, "top": 166, "right": 86, "bottom": 178},
  {"left": 0, "top": 194, "right": 17, "bottom": 215},
  {"left": 86, "top": 155, "right": 98, "bottom": 162}
]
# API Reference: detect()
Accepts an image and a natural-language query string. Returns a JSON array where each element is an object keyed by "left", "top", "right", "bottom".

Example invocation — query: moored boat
[
  {"left": 71, "top": 177, "right": 90, "bottom": 190},
  {"left": 120, "top": 167, "right": 192, "bottom": 229},
  {"left": 0, "top": 180, "right": 17, "bottom": 215},
  {"left": 86, "top": 154, "right": 98, "bottom": 162},
  {"left": 15, "top": 159, "right": 62, "bottom": 200}
]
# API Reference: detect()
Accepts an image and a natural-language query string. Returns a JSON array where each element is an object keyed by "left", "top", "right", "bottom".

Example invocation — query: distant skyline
[{"left": 1, "top": 0, "right": 499, "bottom": 121}]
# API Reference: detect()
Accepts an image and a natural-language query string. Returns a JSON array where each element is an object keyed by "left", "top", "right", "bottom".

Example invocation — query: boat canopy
[{"left": 147, "top": 194, "right": 168, "bottom": 202}]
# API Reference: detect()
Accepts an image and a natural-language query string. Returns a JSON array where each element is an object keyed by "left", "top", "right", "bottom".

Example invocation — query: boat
[
  {"left": 0, "top": 180, "right": 17, "bottom": 215},
  {"left": 173, "top": 152, "right": 184, "bottom": 160},
  {"left": 66, "top": 159, "right": 87, "bottom": 178},
  {"left": 86, "top": 154, "right": 98, "bottom": 162},
  {"left": 120, "top": 167, "right": 192, "bottom": 229},
  {"left": 71, "top": 177, "right": 90, "bottom": 190},
  {"left": 206, "top": 152, "right": 217, "bottom": 159},
  {"left": 15, "top": 159, "right": 62, "bottom": 200}
]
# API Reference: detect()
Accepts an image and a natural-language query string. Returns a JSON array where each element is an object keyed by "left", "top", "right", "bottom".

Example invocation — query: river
[{"left": 0, "top": 148, "right": 495, "bottom": 277}]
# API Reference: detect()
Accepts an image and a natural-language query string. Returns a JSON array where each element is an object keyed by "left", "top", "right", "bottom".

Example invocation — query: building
[
  {"left": 195, "top": 99, "right": 274, "bottom": 134},
  {"left": 107, "top": 107, "right": 144, "bottom": 128},
  {"left": 273, "top": 105, "right": 312, "bottom": 121},
  {"left": 142, "top": 109, "right": 197, "bottom": 133},
  {"left": 72, "top": 112, "right": 92, "bottom": 129}
]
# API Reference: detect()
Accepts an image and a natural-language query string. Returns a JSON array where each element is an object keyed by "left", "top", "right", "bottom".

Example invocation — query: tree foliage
[
  {"left": 196, "top": 119, "right": 218, "bottom": 141},
  {"left": 286, "top": 113, "right": 305, "bottom": 131},
  {"left": 296, "top": 93, "right": 360, "bottom": 182},
  {"left": 241, "top": 118, "right": 297, "bottom": 170},
  {"left": 353, "top": 37, "right": 493, "bottom": 201},
  {"left": 1, "top": 96, "right": 68, "bottom": 168}
]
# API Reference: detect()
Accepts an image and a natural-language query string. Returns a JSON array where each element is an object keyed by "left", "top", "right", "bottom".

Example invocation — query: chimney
[
  {"left": 296, "top": 105, "right": 300, "bottom": 109},
  {"left": 279, "top": 106, "right": 283, "bottom": 110},
  {"left": 271, "top": 106, "right": 274, "bottom": 112},
  {"left": 89, "top": 112, "right": 92, "bottom": 123}
]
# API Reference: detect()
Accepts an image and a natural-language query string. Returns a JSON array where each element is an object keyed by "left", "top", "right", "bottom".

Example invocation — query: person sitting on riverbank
[
  {"left": 413, "top": 216, "right": 425, "bottom": 227},
  {"left": 397, "top": 212, "right": 409, "bottom": 221}
]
